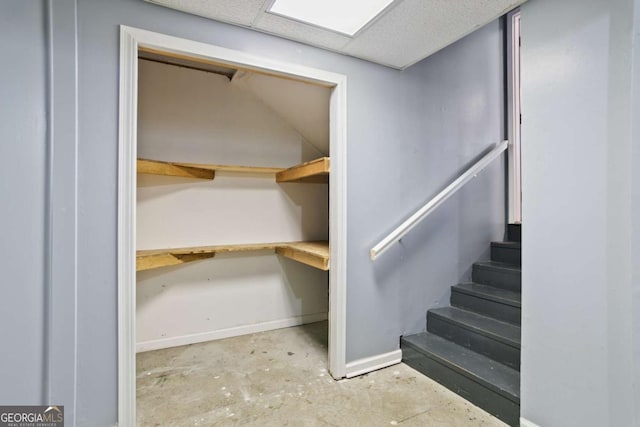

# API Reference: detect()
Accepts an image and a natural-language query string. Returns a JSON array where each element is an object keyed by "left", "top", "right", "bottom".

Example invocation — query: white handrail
[{"left": 370, "top": 140, "right": 509, "bottom": 261}]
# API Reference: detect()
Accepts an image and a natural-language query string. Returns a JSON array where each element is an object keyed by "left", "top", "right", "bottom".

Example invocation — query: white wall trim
[
  {"left": 520, "top": 417, "right": 541, "bottom": 427},
  {"left": 328, "top": 69, "right": 348, "bottom": 380},
  {"left": 118, "top": 25, "right": 348, "bottom": 427},
  {"left": 345, "top": 349, "right": 402, "bottom": 378},
  {"left": 137, "top": 313, "right": 328, "bottom": 353},
  {"left": 507, "top": 9, "right": 522, "bottom": 224},
  {"left": 117, "top": 26, "right": 138, "bottom": 427}
]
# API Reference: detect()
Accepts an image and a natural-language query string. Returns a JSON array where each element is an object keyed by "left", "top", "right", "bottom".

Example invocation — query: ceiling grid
[{"left": 145, "top": 0, "right": 527, "bottom": 69}]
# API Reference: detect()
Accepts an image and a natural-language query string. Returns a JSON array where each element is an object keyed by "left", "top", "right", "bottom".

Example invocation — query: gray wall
[
  {"left": 3, "top": 0, "right": 505, "bottom": 424},
  {"left": 351, "top": 22, "right": 505, "bottom": 355},
  {"left": 0, "top": 0, "right": 48, "bottom": 405},
  {"left": 520, "top": 0, "right": 640, "bottom": 425}
]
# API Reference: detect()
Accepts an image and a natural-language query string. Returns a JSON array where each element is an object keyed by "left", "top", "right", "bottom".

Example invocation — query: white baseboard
[
  {"left": 345, "top": 349, "right": 402, "bottom": 378},
  {"left": 520, "top": 417, "right": 541, "bottom": 427},
  {"left": 136, "top": 312, "right": 328, "bottom": 353}
]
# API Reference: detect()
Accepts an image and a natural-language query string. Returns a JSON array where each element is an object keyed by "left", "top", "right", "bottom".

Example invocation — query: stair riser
[
  {"left": 427, "top": 314, "right": 520, "bottom": 370},
  {"left": 507, "top": 224, "right": 521, "bottom": 242},
  {"left": 451, "top": 292, "right": 521, "bottom": 325},
  {"left": 472, "top": 266, "right": 521, "bottom": 292},
  {"left": 402, "top": 343, "right": 520, "bottom": 427},
  {"left": 491, "top": 246, "right": 521, "bottom": 265}
]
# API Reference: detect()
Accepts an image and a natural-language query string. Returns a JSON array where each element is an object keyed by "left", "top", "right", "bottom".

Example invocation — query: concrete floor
[{"left": 137, "top": 322, "right": 507, "bottom": 426}]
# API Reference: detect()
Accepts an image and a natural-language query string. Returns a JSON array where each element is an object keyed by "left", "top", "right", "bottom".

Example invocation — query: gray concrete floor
[{"left": 137, "top": 322, "right": 507, "bottom": 426}]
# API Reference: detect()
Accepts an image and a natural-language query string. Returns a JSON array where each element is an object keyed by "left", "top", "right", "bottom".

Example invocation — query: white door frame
[
  {"left": 507, "top": 10, "right": 522, "bottom": 224},
  {"left": 118, "top": 25, "right": 348, "bottom": 426}
]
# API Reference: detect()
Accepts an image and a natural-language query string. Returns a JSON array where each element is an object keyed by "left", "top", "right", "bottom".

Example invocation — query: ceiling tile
[
  {"left": 253, "top": 12, "right": 352, "bottom": 52},
  {"left": 145, "top": 0, "right": 266, "bottom": 27},
  {"left": 144, "top": 0, "right": 527, "bottom": 69},
  {"left": 343, "top": 0, "right": 525, "bottom": 69}
]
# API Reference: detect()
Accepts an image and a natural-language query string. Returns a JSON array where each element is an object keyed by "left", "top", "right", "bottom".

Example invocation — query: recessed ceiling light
[{"left": 268, "top": 0, "right": 395, "bottom": 36}]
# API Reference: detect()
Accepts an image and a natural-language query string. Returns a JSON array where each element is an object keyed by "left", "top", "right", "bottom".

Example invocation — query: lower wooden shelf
[
  {"left": 136, "top": 241, "right": 329, "bottom": 272},
  {"left": 275, "top": 242, "right": 330, "bottom": 271}
]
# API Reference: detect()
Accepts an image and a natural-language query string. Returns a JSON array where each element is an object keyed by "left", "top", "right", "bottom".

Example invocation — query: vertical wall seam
[
  {"left": 632, "top": 4, "right": 640, "bottom": 424},
  {"left": 45, "top": 0, "right": 79, "bottom": 423},
  {"left": 606, "top": 2, "right": 635, "bottom": 424},
  {"left": 43, "top": 0, "right": 54, "bottom": 405},
  {"left": 72, "top": 0, "right": 79, "bottom": 421}
]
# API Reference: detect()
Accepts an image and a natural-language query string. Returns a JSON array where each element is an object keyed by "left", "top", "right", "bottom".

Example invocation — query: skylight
[{"left": 268, "top": 0, "right": 394, "bottom": 36}]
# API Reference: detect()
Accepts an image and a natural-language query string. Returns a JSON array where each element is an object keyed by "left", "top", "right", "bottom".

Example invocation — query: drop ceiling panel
[
  {"left": 143, "top": 0, "right": 527, "bottom": 69},
  {"left": 146, "top": 0, "right": 266, "bottom": 26},
  {"left": 343, "top": 0, "right": 527, "bottom": 68},
  {"left": 252, "top": 12, "right": 352, "bottom": 52}
]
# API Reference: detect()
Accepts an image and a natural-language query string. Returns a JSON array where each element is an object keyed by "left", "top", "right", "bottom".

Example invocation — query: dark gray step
[
  {"left": 491, "top": 241, "right": 521, "bottom": 265},
  {"left": 507, "top": 224, "right": 521, "bottom": 242},
  {"left": 427, "top": 307, "right": 520, "bottom": 370},
  {"left": 402, "top": 332, "right": 520, "bottom": 426},
  {"left": 472, "top": 261, "right": 521, "bottom": 292},
  {"left": 451, "top": 283, "right": 521, "bottom": 325}
]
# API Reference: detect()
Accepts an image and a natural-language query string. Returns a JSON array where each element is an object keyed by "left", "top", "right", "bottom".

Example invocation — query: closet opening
[{"left": 118, "top": 26, "right": 347, "bottom": 426}]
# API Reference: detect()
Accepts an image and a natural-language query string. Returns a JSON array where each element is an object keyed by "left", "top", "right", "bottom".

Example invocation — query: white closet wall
[{"left": 136, "top": 60, "right": 329, "bottom": 352}]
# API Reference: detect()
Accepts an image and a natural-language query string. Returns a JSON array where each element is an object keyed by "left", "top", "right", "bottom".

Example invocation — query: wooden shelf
[
  {"left": 137, "top": 158, "right": 216, "bottom": 180},
  {"left": 276, "top": 157, "right": 330, "bottom": 183},
  {"left": 137, "top": 241, "right": 329, "bottom": 272},
  {"left": 137, "top": 158, "right": 284, "bottom": 179},
  {"left": 137, "top": 157, "right": 330, "bottom": 183},
  {"left": 137, "top": 157, "right": 330, "bottom": 271},
  {"left": 275, "top": 241, "right": 329, "bottom": 271},
  {"left": 176, "top": 162, "right": 285, "bottom": 174}
]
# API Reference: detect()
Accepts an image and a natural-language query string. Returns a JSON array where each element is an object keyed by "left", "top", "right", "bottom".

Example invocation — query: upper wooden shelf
[
  {"left": 137, "top": 158, "right": 216, "bottom": 180},
  {"left": 276, "top": 157, "right": 329, "bottom": 183},
  {"left": 137, "top": 157, "right": 329, "bottom": 183},
  {"left": 137, "top": 158, "right": 284, "bottom": 180},
  {"left": 137, "top": 241, "right": 329, "bottom": 272}
]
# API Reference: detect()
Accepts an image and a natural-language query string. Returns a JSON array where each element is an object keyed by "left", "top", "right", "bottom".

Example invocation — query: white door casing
[
  {"left": 118, "top": 25, "right": 348, "bottom": 427},
  {"left": 507, "top": 10, "right": 522, "bottom": 224}
]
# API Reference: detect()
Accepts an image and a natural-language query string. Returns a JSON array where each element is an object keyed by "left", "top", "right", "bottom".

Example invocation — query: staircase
[{"left": 401, "top": 224, "right": 521, "bottom": 426}]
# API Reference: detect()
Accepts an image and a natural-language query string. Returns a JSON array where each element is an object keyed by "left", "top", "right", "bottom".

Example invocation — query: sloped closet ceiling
[
  {"left": 144, "top": 0, "right": 527, "bottom": 69},
  {"left": 233, "top": 71, "right": 330, "bottom": 155},
  {"left": 137, "top": 49, "right": 331, "bottom": 155}
]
